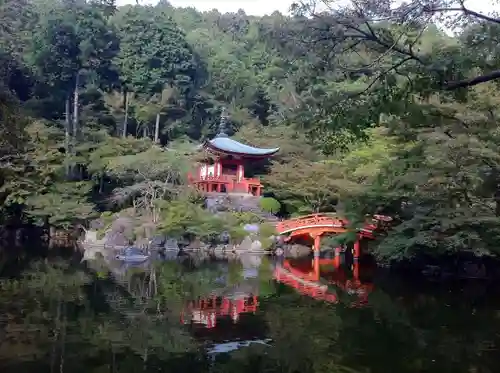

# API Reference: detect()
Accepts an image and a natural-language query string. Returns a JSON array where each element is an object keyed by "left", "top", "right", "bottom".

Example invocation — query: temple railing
[{"left": 187, "top": 173, "right": 262, "bottom": 186}]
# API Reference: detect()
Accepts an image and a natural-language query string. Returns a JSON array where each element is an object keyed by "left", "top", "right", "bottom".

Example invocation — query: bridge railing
[{"left": 276, "top": 213, "right": 394, "bottom": 236}]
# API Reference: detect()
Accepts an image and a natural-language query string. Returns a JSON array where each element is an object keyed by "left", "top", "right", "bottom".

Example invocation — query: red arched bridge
[{"left": 275, "top": 213, "right": 393, "bottom": 259}]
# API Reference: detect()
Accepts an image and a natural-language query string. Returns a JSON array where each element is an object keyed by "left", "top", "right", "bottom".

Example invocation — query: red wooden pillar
[
  {"left": 313, "top": 255, "right": 320, "bottom": 281},
  {"left": 312, "top": 235, "right": 321, "bottom": 281}
]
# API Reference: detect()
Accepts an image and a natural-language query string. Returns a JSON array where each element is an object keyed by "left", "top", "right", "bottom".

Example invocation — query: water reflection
[
  {"left": 2, "top": 249, "right": 500, "bottom": 373},
  {"left": 274, "top": 257, "right": 374, "bottom": 307},
  {"left": 181, "top": 295, "right": 259, "bottom": 328}
]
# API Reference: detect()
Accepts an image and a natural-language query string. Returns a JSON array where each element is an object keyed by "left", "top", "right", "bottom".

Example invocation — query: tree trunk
[
  {"left": 122, "top": 90, "right": 129, "bottom": 138},
  {"left": 154, "top": 113, "right": 160, "bottom": 143},
  {"left": 64, "top": 96, "right": 72, "bottom": 179},
  {"left": 142, "top": 124, "right": 147, "bottom": 138},
  {"left": 495, "top": 183, "right": 500, "bottom": 217},
  {"left": 73, "top": 72, "right": 80, "bottom": 142},
  {"left": 72, "top": 72, "right": 80, "bottom": 179}
]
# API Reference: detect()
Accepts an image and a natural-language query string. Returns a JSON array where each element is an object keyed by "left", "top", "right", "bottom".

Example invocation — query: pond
[{"left": 1, "top": 250, "right": 500, "bottom": 373}]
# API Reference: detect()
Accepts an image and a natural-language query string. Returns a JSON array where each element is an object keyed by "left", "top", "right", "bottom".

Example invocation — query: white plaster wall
[
  {"left": 200, "top": 164, "right": 216, "bottom": 179},
  {"left": 207, "top": 165, "right": 215, "bottom": 178},
  {"left": 238, "top": 165, "right": 244, "bottom": 181},
  {"left": 200, "top": 164, "right": 207, "bottom": 179}
]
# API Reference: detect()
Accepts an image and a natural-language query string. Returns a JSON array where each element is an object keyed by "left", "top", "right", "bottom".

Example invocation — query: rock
[
  {"left": 219, "top": 231, "right": 231, "bottom": 244},
  {"left": 103, "top": 231, "right": 130, "bottom": 247},
  {"left": 185, "top": 238, "right": 204, "bottom": 250},
  {"left": 250, "top": 240, "right": 262, "bottom": 251},
  {"left": 237, "top": 236, "right": 253, "bottom": 251},
  {"left": 162, "top": 248, "right": 180, "bottom": 260},
  {"left": 93, "top": 216, "right": 136, "bottom": 248},
  {"left": 284, "top": 244, "right": 311, "bottom": 258},
  {"left": 134, "top": 237, "right": 149, "bottom": 249},
  {"left": 81, "top": 245, "right": 106, "bottom": 261},
  {"left": 149, "top": 235, "right": 166, "bottom": 247},
  {"left": 165, "top": 238, "right": 180, "bottom": 251},
  {"left": 89, "top": 220, "right": 106, "bottom": 231},
  {"left": 83, "top": 230, "right": 101, "bottom": 244},
  {"left": 275, "top": 247, "right": 285, "bottom": 256}
]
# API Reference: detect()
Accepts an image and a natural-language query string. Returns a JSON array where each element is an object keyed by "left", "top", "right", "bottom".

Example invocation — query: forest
[{"left": 1, "top": 0, "right": 500, "bottom": 263}]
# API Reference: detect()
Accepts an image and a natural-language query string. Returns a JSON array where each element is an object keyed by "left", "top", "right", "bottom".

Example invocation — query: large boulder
[
  {"left": 250, "top": 240, "right": 262, "bottom": 251},
  {"left": 102, "top": 230, "right": 130, "bottom": 247},
  {"left": 149, "top": 235, "right": 167, "bottom": 247},
  {"left": 219, "top": 231, "right": 231, "bottom": 244},
  {"left": 82, "top": 230, "right": 102, "bottom": 245},
  {"left": 165, "top": 238, "right": 180, "bottom": 251},
  {"left": 283, "top": 244, "right": 311, "bottom": 258},
  {"left": 237, "top": 236, "right": 254, "bottom": 251}
]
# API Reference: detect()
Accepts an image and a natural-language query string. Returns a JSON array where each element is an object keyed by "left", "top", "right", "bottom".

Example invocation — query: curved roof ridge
[{"left": 205, "top": 136, "right": 279, "bottom": 156}]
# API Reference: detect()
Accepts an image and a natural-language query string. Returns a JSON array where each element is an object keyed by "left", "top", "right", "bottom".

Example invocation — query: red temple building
[{"left": 188, "top": 109, "right": 279, "bottom": 196}]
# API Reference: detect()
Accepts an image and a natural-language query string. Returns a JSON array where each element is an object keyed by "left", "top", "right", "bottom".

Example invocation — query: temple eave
[{"left": 203, "top": 140, "right": 279, "bottom": 158}]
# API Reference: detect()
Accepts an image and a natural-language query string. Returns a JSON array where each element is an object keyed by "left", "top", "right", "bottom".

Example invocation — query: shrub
[{"left": 259, "top": 197, "right": 281, "bottom": 214}]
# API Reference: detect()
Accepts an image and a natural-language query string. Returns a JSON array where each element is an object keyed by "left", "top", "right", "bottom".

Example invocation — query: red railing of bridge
[{"left": 275, "top": 213, "right": 393, "bottom": 239}]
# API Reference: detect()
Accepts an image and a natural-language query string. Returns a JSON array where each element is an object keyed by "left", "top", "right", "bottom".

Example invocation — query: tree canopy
[{"left": 2, "top": 0, "right": 500, "bottom": 261}]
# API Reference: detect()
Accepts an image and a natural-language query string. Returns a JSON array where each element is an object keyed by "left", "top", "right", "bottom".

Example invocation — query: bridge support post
[
  {"left": 313, "top": 251, "right": 320, "bottom": 281},
  {"left": 353, "top": 239, "right": 360, "bottom": 262},
  {"left": 333, "top": 247, "right": 341, "bottom": 269},
  {"left": 312, "top": 235, "right": 321, "bottom": 281},
  {"left": 313, "top": 235, "right": 321, "bottom": 252}
]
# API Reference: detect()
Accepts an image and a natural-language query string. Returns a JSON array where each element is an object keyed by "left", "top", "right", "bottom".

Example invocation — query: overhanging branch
[{"left": 445, "top": 70, "right": 500, "bottom": 90}]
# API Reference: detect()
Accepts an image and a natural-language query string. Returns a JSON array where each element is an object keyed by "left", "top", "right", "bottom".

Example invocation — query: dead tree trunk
[
  {"left": 64, "top": 95, "right": 72, "bottom": 179},
  {"left": 122, "top": 90, "right": 129, "bottom": 138},
  {"left": 154, "top": 113, "right": 160, "bottom": 143}
]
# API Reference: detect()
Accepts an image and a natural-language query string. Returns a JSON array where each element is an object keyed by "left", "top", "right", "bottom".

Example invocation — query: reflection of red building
[
  {"left": 180, "top": 295, "right": 259, "bottom": 329},
  {"left": 274, "top": 258, "right": 374, "bottom": 307}
]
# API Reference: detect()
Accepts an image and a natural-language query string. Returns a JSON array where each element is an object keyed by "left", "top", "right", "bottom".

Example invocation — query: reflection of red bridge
[
  {"left": 274, "top": 258, "right": 373, "bottom": 307},
  {"left": 180, "top": 295, "right": 259, "bottom": 329},
  {"left": 276, "top": 213, "right": 393, "bottom": 259}
]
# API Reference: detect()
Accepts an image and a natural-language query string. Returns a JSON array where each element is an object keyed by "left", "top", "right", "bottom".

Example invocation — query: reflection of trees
[
  {"left": 2, "top": 257, "right": 500, "bottom": 373},
  {"left": 256, "top": 284, "right": 500, "bottom": 373},
  {"left": 0, "top": 259, "right": 202, "bottom": 372}
]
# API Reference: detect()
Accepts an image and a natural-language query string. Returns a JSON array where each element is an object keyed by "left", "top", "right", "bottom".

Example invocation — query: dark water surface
[{"left": 1, "top": 251, "right": 500, "bottom": 373}]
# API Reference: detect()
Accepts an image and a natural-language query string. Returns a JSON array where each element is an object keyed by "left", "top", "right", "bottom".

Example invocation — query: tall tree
[
  {"left": 113, "top": 5, "right": 199, "bottom": 138},
  {"left": 29, "top": 0, "right": 119, "bottom": 177}
]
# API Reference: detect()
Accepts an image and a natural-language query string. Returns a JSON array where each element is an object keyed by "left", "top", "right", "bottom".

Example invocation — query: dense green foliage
[{"left": 2, "top": 0, "right": 500, "bottom": 262}]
